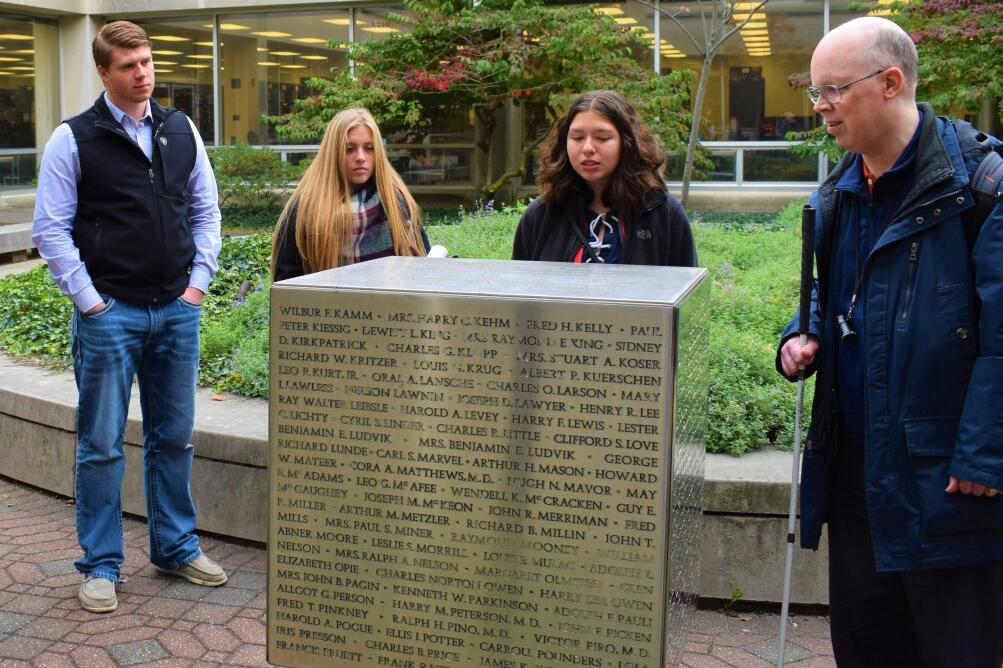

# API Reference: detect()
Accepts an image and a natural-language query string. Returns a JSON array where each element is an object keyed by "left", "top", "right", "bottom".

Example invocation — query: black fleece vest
[{"left": 67, "top": 96, "right": 197, "bottom": 303}]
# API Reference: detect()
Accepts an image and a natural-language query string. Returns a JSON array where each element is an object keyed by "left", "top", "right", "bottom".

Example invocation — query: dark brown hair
[
  {"left": 93, "top": 21, "right": 152, "bottom": 69},
  {"left": 536, "top": 90, "right": 666, "bottom": 217}
]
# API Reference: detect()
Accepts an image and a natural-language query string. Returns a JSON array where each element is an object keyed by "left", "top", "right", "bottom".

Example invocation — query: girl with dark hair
[{"left": 512, "top": 90, "right": 696, "bottom": 266}]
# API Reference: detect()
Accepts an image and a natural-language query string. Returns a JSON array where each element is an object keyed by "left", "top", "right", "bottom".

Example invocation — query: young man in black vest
[{"left": 32, "top": 21, "right": 225, "bottom": 613}]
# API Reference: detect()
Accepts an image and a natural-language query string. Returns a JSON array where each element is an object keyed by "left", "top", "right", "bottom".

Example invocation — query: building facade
[{"left": 1, "top": 0, "right": 894, "bottom": 198}]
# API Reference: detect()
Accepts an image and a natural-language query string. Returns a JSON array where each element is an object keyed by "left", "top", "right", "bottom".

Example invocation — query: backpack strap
[{"left": 951, "top": 119, "right": 1003, "bottom": 249}]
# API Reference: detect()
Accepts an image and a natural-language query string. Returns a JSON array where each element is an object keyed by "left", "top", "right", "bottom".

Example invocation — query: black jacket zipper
[{"left": 901, "top": 241, "right": 920, "bottom": 322}]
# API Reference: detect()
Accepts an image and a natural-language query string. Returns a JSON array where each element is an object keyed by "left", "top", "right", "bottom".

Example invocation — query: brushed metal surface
[
  {"left": 267, "top": 258, "right": 708, "bottom": 668},
  {"left": 277, "top": 256, "right": 707, "bottom": 307}
]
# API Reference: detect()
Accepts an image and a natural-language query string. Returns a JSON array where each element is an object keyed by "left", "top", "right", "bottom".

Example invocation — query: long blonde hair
[{"left": 272, "top": 108, "right": 424, "bottom": 277}]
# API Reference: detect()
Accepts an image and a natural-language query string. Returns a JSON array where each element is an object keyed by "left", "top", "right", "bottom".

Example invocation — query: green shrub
[
  {"left": 202, "top": 234, "right": 273, "bottom": 322},
  {"left": 0, "top": 200, "right": 811, "bottom": 456},
  {"left": 0, "top": 234, "right": 272, "bottom": 380},
  {"left": 210, "top": 144, "right": 301, "bottom": 230},
  {"left": 200, "top": 289, "right": 270, "bottom": 397},
  {"left": 0, "top": 265, "right": 73, "bottom": 365},
  {"left": 429, "top": 203, "right": 525, "bottom": 260},
  {"left": 198, "top": 233, "right": 272, "bottom": 396},
  {"left": 695, "top": 199, "right": 810, "bottom": 455},
  {"left": 220, "top": 204, "right": 284, "bottom": 231}
]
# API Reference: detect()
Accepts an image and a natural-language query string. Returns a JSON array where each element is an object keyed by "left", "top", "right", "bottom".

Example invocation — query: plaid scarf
[{"left": 343, "top": 182, "right": 405, "bottom": 264}]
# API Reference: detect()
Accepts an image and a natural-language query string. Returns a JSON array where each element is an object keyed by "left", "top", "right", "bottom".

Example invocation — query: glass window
[
  {"left": 665, "top": 151, "right": 737, "bottom": 182},
  {"left": 388, "top": 145, "right": 475, "bottom": 186},
  {"left": 0, "top": 15, "right": 58, "bottom": 151},
  {"left": 659, "top": 0, "right": 821, "bottom": 142},
  {"left": 218, "top": 9, "right": 352, "bottom": 145},
  {"left": 589, "top": 2, "right": 657, "bottom": 69},
  {"left": 131, "top": 16, "right": 215, "bottom": 144},
  {"left": 355, "top": 7, "right": 411, "bottom": 43},
  {"left": 745, "top": 149, "right": 817, "bottom": 182},
  {"left": 0, "top": 14, "right": 57, "bottom": 189}
]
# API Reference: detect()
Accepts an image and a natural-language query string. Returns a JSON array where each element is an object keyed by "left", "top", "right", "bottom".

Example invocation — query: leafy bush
[
  {"left": 200, "top": 289, "right": 270, "bottom": 397},
  {"left": 210, "top": 144, "right": 302, "bottom": 230},
  {"left": 202, "top": 233, "right": 272, "bottom": 322},
  {"left": 197, "top": 233, "right": 272, "bottom": 395},
  {"left": 694, "top": 200, "right": 810, "bottom": 455},
  {"left": 0, "top": 235, "right": 272, "bottom": 390},
  {"left": 430, "top": 202, "right": 525, "bottom": 259},
  {"left": 0, "top": 265, "right": 73, "bottom": 364},
  {"left": 0, "top": 201, "right": 811, "bottom": 455},
  {"left": 221, "top": 204, "right": 284, "bottom": 231}
]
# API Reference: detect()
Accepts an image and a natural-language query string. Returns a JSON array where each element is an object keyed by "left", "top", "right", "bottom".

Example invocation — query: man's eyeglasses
[{"left": 807, "top": 69, "right": 886, "bottom": 105}]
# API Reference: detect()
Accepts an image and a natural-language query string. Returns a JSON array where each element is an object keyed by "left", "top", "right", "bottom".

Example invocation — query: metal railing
[{"left": 666, "top": 141, "right": 828, "bottom": 189}]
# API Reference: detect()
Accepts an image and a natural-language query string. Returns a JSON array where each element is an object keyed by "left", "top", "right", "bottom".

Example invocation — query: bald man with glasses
[{"left": 776, "top": 17, "right": 1003, "bottom": 667}]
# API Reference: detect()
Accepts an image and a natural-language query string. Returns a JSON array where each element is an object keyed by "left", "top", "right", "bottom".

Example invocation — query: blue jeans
[{"left": 72, "top": 295, "right": 203, "bottom": 580}]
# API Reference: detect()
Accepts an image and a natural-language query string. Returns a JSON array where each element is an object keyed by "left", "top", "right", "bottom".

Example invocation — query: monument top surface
[{"left": 274, "top": 257, "right": 707, "bottom": 306}]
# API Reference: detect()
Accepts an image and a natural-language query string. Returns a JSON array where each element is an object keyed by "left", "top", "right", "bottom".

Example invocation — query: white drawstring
[{"left": 586, "top": 212, "right": 617, "bottom": 263}]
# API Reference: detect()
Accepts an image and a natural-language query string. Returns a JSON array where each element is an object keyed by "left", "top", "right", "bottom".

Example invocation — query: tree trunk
[
  {"left": 979, "top": 97, "right": 1001, "bottom": 137},
  {"left": 680, "top": 53, "right": 715, "bottom": 209},
  {"left": 481, "top": 133, "right": 547, "bottom": 201},
  {"left": 475, "top": 106, "right": 497, "bottom": 199}
]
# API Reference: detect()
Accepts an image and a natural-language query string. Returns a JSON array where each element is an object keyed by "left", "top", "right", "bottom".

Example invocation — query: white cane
[{"left": 777, "top": 204, "right": 815, "bottom": 667}]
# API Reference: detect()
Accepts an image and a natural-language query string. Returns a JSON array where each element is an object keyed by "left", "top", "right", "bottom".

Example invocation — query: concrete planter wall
[{"left": 0, "top": 353, "right": 827, "bottom": 605}]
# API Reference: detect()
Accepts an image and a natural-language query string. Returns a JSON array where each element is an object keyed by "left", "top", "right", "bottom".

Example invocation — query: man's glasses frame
[{"left": 807, "top": 68, "right": 887, "bottom": 105}]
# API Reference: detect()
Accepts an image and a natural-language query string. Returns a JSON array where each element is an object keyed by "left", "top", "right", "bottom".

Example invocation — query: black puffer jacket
[{"left": 511, "top": 187, "right": 696, "bottom": 266}]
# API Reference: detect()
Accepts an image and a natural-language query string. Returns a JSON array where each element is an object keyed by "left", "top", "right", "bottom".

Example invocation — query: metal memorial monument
[{"left": 267, "top": 257, "right": 709, "bottom": 667}]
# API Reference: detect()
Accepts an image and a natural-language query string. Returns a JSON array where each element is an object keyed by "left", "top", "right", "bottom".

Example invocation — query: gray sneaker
[
  {"left": 163, "top": 554, "right": 227, "bottom": 587},
  {"left": 79, "top": 576, "right": 117, "bottom": 613}
]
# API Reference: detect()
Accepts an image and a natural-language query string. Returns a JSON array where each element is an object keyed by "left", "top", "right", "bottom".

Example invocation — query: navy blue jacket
[{"left": 778, "top": 104, "right": 1003, "bottom": 572}]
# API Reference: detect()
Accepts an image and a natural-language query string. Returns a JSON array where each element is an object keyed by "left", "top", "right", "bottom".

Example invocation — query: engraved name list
[{"left": 268, "top": 293, "right": 673, "bottom": 668}]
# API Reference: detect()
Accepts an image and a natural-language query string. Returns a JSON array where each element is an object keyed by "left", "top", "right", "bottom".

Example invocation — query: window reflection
[
  {"left": 87, "top": 0, "right": 875, "bottom": 189},
  {"left": 355, "top": 7, "right": 411, "bottom": 43},
  {"left": 665, "top": 151, "right": 738, "bottom": 182},
  {"left": 388, "top": 146, "right": 475, "bottom": 186},
  {"left": 219, "top": 10, "right": 351, "bottom": 145},
  {"left": 0, "top": 15, "right": 58, "bottom": 151},
  {"left": 657, "top": 0, "right": 819, "bottom": 141},
  {"left": 133, "top": 16, "right": 215, "bottom": 143},
  {"left": 745, "top": 149, "right": 817, "bottom": 181}
]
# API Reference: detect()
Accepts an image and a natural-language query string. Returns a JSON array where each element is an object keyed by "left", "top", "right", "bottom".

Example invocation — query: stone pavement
[{"left": 0, "top": 475, "right": 834, "bottom": 667}]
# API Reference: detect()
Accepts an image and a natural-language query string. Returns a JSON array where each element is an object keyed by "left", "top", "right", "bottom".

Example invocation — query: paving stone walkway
[{"left": 0, "top": 475, "right": 834, "bottom": 667}]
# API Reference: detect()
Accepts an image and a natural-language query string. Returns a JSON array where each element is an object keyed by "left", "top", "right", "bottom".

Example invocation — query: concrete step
[
  {"left": 0, "top": 256, "right": 43, "bottom": 278},
  {"left": 0, "top": 222, "right": 34, "bottom": 262}
]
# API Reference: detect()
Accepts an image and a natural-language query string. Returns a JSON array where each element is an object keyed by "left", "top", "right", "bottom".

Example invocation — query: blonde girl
[{"left": 272, "top": 108, "right": 427, "bottom": 280}]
